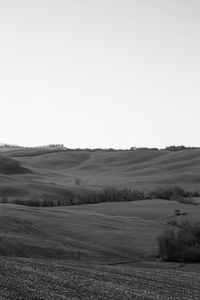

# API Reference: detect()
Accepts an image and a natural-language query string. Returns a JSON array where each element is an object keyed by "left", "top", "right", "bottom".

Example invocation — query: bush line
[{"left": 1, "top": 185, "right": 200, "bottom": 207}]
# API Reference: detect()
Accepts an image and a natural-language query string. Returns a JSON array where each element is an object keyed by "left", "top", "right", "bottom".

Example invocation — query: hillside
[
  {"left": 17, "top": 149, "right": 200, "bottom": 189},
  {"left": 0, "top": 200, "right": 200, "bottom": 299},
  {"left": 0, "top": 148, "right": 200, "bottom": 200},
  {"left": 1, "top": 149, "right": 200, "bottom": 299},
  {"left": 0, "top": 155, "right": 31, "bottom": 175},
  {"left": 0, "top": 199, "right": 200, "bottom": 261},
  {"left": 0, "top": 202, "right": 166, "bottom": 261}
]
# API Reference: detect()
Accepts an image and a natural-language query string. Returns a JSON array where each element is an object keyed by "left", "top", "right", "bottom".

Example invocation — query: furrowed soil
[{"left": 0, "top": 257, "right": 200, "bottom": 300}]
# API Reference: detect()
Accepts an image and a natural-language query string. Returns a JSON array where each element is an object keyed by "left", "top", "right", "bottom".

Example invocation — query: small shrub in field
[
  {"left": 1, "top": 197, "right": 8, "bottom": 203},
  {"left": 158, "top": 222, "right": 200, "bottom": 262},
  {"left": 75, "top": 178, "right": 81, "bottom": 187},
  {"left": 167, "top": 220, "right": 179, "bottom": 227},
  {"left": 174, "top": 208, "right": 181, "bottom": 216}
]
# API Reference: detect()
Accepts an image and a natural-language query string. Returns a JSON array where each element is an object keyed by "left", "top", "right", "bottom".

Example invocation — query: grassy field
[
  {"left": 0, "top": 148, "right": 200, "bottom": 200},
  {"left": 0, "top": 202, "right": 167, "bottom": 262},
  {"left": 67, "top": 198, "right": 200, "bottom": 222},
  {"left": 0, "top": 199, "right": 199, "bottom": 262},
  {"left": 19, "top": 148, "right": 200, "bottom": 190}
]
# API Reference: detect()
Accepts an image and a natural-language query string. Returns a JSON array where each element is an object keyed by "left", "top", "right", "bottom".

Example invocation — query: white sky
[{"left": 0, "top": 0, "right": 200, "bottom": 148}]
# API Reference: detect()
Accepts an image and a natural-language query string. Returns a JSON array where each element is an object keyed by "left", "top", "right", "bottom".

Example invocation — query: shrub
[
  {"left": 1, "top": 197, "right": 8, "bottom": 203},
  {"left": 174, "top": 208, "right": 182, "bottom": 216},
  {"left": 75, "top": 178, "right": 81, "bottom": 187},
  {"left": 167, "top": 220, "right": 179, "bottom": 227},
  {"left": 158, "top": 222, "right": 200, "bottom": 262},
  {"left": 13, "top": 198, "right": 26, "bottom": 205},
  {"left": 149, "top": 186, "right": 189, "bottom": 201}
]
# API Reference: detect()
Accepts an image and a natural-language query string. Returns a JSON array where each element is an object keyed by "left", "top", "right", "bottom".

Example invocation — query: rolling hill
[
  {"left": 0, "top": 148, "right": 200, "bottom": 299},
  {"left": 0, "top": 202, "right": 162, "bottom": 262},
  {"left": 1, "top": 199, "right": 200, "bottom": 299},
  {"left": 1, "top": 199, "right": 200, "bottom": 262},
  {"left": 0, "top": 148, "right": 200, "bottom": 200},
  {"left": 0, "top": 155, "right": 31, "bottom": 175}
]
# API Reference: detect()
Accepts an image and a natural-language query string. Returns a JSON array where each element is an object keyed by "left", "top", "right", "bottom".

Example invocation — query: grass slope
[
  {"left": 68, "top": 199, "right": 200, "bottom": 222},
  {"left": 15, "top": 149, "right": 200, "bottom": 189},
  {"left": 0, "top": 155, "right": 31, "bottom": 175},
  {"left": 0, "top": 203, "right": 167, "bottom": 262},
  {"left": 0, "top": 200, "right": 200, "bottom": 299},
  {"left": 0, "top": 148, "right": 200, "bottom": 200},
  {"left": 0, "top": 200, "right": 199, "bottom": 262}
]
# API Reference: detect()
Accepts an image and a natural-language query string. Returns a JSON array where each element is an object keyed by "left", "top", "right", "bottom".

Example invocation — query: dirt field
[{"left": 0, "top": 257, "right": 200, "bottom": 300}]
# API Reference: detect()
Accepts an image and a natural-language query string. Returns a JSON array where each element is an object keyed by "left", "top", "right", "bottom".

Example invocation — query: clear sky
[{"left": 0, "top": 0, "right": 199, "bottom": 148}]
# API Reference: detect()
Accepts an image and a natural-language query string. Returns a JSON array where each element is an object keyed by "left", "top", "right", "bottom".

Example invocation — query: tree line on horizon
[
  {"left": 59, "top": 145, "right": 200, "bottom": 152},
  {"left": 0, "top": 144, "right": 199, "bottom": 152}
]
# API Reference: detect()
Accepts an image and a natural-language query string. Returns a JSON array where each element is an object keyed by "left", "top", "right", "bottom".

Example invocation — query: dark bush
[
  {"left": 13, "top": 198, "right": 26, "bottom": 205},
  {"left": 158, "top": 222, "right": 200, "bottom": 262},
  {"left": 0, "top": 155, "right": 32, "bottom": 174},
  {"left": 1, "top": 197, "right": 8, "bottom": 203},
  {"left": 149, "top": 186, "right": 190, "bottom": 201},
  {"left": 167, "top": 220, "right": 179, "bottom": 227},
  {"left": 174, "top": 208, "right": 182, "bottom": 216}
]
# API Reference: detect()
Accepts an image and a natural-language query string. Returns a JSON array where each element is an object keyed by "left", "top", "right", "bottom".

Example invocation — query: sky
[{"left": 0, "top": 0, "right": 200, "bottom": 149}]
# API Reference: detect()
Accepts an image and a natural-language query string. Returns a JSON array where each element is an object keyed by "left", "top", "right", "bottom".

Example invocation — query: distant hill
[
  {"left": 1, "top": 143, "right": 199, "bottom": 154},
  {"left": 0, "top": 148, "right": 199, "bottom": 200}
]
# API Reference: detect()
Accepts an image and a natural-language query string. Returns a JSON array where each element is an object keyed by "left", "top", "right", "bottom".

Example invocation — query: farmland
[
  {"left": 1, "top": 199, "right": 200, "bottom": 261},
  {"left": 0, "top": 199, "right": 200, "bottom": 298},
  {"left": 0, "top": 257, "right": 200, "bottom": 300},
  {"left": 1, "top": 148, "right": 200, "bottom": 202},
  {"left": 0, "top": 148, "right": 200, "bottom": 298},
  {"left": 0, "top": 202, "right": 165, "bottom": 261}
]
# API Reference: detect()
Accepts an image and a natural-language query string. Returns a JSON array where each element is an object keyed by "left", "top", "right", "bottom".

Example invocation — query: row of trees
[
  {"left": 1, "top": 144, "right": 199, "bottom": 152},
  {"left": 53, "top": 145, "right": 200, "bottom": 152},
  {"left": 2, "top": 185, "right": 200, "bottom": 207}
]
